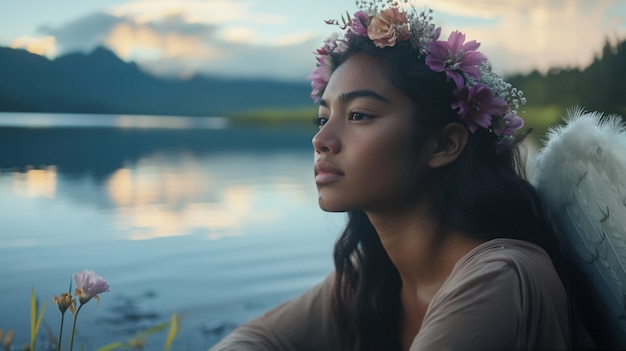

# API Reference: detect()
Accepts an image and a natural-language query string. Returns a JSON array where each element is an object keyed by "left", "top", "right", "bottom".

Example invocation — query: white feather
[{"left": 533, "top": 107, "right": 626, "bottom": 347}]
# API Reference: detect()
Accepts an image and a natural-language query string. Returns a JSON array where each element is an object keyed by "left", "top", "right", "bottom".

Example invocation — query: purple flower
[
  {"left": 73, "top": 270, "right": 110, "bottom": 305},
  {"left": 425, "top": 30, "right": 486, "bottom": 90},
  {"left": 452, "top": 84, "right": 509, "bottom": 133},
  {"left": 351, "top": 10, "right": 370, "bottom": 37},
  {"left": 494, "top": 112, "right": 524, "bottom": 136}
]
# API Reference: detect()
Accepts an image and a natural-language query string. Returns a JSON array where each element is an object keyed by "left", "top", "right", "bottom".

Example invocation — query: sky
[{"left": 2, "top": 0, "right": 626, "bottom": 82}]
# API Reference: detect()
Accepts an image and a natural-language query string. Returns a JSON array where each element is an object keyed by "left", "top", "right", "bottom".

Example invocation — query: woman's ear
[{"left": 427, "top": 123, "right": 468, "bottom": 168}]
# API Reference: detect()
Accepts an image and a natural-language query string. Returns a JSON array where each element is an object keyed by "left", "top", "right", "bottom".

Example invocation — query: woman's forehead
[{"left": 323, "top": 54, "right": 396, "bottom": 100}]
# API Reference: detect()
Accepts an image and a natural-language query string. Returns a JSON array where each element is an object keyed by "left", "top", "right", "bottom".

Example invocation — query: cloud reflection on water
[
  {"left": 3, "top": 149, "right": 316, "bottom": 244},
  {"left": 102, "top": 150, "right": 314, "bottom": 241},
  {"left": 10, "top": 165, "right": 58, "bottom": 199}
]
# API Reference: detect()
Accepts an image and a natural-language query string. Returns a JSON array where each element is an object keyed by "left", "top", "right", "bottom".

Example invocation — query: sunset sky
[{"left": 2, "top": 0, "right": 625, "bottom": 81}]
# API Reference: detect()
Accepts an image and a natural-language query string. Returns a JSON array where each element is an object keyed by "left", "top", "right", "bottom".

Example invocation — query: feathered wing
[{"left": 533, "top": 107, "right": 626, "bottom": 349}]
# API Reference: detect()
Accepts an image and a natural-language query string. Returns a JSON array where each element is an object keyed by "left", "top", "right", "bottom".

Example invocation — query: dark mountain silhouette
[
  {"left": 3, "top": 37, "right": 624, "bottom": 118},
  {"left": 0, "top": 46, "right": 312, "bottom": 116}
]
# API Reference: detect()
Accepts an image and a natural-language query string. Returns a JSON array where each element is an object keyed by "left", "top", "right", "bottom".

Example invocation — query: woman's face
[{"left": 312, "top": 53, "right": 428, "bottom": 213}]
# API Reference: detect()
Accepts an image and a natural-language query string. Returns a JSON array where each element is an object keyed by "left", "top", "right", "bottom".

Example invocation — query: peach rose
[{"left": 367, "top": 8, "right": 410, "bottom": 48}]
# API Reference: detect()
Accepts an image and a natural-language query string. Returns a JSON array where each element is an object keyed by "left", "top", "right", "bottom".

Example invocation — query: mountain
[
  {"left": 4, "top": 38, "right": 623, "bottom": 118},
  {"left": 0, "top": 46, "right": 313, "bottom": 116}
]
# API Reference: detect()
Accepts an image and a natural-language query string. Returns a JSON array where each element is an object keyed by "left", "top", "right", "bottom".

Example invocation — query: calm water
[{"left": 0, "top": 113, "right": 345, "bottom": 350}]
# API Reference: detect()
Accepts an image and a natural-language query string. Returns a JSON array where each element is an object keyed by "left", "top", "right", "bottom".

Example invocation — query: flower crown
[{"left": 307, "top": 0, "right": 526, "bottom": 149}]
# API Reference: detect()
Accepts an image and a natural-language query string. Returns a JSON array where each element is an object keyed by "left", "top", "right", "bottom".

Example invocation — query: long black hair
[{"left": 329, "top": 34, "right": 563, "bottom": 351}]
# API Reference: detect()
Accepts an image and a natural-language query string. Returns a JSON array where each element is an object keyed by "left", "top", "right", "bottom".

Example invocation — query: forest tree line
[{"left": 508, "top": 38, "right": 626, "bottom": 116}]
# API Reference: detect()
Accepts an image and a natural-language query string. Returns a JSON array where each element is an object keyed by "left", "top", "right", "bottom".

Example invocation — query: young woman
[{"left": 210, "top": 2, "right": 572, "bottom": 350}]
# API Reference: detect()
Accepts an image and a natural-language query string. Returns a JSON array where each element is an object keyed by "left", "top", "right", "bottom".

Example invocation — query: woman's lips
[{"left": 314, "top": 162, "right": 344, "bottom": 184}]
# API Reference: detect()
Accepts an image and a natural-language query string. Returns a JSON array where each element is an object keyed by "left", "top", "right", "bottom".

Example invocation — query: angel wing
[{"left": 533, "top": 107, "right": 626, "bottom": 349}]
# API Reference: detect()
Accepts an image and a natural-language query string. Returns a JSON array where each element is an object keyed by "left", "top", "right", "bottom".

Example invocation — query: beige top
[{"left": 209, "top": 238, "right": 570, "bottom": 351}]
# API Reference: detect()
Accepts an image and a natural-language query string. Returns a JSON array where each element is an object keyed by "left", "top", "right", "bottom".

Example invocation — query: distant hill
[
  {"left": 0, "top": 46, "right": 313, "bottom": 116},
  {"left": 2, "top": 38, "right": 624, "bottom": 118}
]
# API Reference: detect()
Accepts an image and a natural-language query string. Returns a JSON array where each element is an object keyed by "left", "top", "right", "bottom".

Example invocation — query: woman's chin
[{"left": 317, "top": 198, "right": 350, "bottom": 213}]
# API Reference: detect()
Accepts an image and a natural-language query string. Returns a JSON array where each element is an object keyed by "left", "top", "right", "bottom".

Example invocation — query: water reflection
[
  {"left": 4, "top": 149, "right": 316, "bottom": 243},
  {"left": 10, "top": 165, "right": 57, "bottom": 199},
  {"left": 105, "top": 151, "right": 304, "bottom": 241},
  {"left": 0, "top": 117, "right": 339, "bottom": 349},
  {"left": 0, "top": 112, "right": 229, "bottom": 130}
]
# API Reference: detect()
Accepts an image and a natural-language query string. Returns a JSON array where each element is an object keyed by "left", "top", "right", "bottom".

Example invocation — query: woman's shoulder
[
  {"left": 438, "top": 237, "right": 567, "bottom": 306},
  {"left": 454, "top": 238, "right": 555, "bottom": 275},
  {"left": 417, "top": 242, "right": 570, "bottom": 350},
  {"left": 418, "top": 238, "right": 570, "bottom": 350},
  {"left": 440, "top": 238, "right": 568, "bottom": 313}
]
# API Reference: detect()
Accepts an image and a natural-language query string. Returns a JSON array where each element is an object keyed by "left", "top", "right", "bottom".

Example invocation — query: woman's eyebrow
[
  {"left": 340, "top": 89, "right": 390, "bottom": 103},
  {"left": 319, "top": 89, "right": 390, "bottom": 107}
]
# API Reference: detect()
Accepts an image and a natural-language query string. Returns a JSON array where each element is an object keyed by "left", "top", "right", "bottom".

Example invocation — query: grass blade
[{"left": 164, "top": 314, "right": 180, "bottom": 351}]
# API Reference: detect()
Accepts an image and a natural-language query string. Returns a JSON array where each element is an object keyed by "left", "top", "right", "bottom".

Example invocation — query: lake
[{"left": 0, "top": 112, "right": 346, "bottom": 350}]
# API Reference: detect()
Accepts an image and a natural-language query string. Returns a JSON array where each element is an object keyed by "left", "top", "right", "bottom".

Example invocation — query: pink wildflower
[
  {"left": 317, "top": 33, "right": 347, "bottom": 55},
  {"left": 73, "top": 270, "right": 110, "bottom": 305},
  {"left": 307, "top": 54, "right": 332, "bottom": 102},
  {"left": 425, "top": 30, "right": 486, "bottom": 90},
  {"left": 452, "top": 84, "right": 509, "bottom": 133},
  {"left": 308, "top": 33, "right": 348, "bottom": 102},
  {"left": 367, "top": 7, "right": 410, "bottom": 48},
  {"left": 351, "top": 10, "right": 370, "bottom": 37}
]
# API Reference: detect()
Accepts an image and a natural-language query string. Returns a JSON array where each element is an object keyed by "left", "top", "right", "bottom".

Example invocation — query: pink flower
[
  {"left": 367, "top": 8, "right": 410, "bottom": 48},
  {"left": 494, "top": 112, "right": 524, "bottom": 136},
  {"left": 307, "top": 33, "right": 348, "bottom": 102},
  {"left": 452, "top": 84, "right": 509, "bottom": 133},
  {"left": 425, "top": 30, "right": 486, "bottom": 90},
  {"left": 73, "top": 270, "right": 110, "bottom": 305},
  {"left": 317, "top": 33, "right": 347, "bottom": 55},
  {"left": 351, "top": 10, "right": 370, "bottom": 37},
  {"left": 307, "top": 54, "right": 332, "bottom": 102}
]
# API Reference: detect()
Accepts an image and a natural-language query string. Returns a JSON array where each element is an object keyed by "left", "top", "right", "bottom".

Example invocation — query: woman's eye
[
  {"left": 314, "top": 117, "right": 328, "bottom": 128},
  {"left": 348, "top": 112, "right": 371, "bottom": 121}
]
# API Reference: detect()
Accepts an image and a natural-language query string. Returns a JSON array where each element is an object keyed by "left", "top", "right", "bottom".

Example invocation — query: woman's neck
[
  {"left": 367, "top": 206, "right": 483, "bottom": 349},
  {"left": 366, "top": 205, "right": 482, "bottom": 301}
]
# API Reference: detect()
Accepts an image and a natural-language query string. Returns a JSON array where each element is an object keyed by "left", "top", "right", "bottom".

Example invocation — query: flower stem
[
  {"left": 57, "top": 312, "right": 65, "bottom": 351},
  {"left": 69, "top": 304, "right": 84, "bottom": 351}
]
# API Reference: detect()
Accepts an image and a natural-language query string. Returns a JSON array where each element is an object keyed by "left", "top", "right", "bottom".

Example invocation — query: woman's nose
[{"left": 312, "top": 122, "right": 340, "bottom": 154}]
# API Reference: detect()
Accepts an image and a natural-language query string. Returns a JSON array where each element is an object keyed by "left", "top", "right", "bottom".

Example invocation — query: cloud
[
  {"left": 432, "top": 0, "right": 626, "bottom": 74},
  {"left": 102, "top": 15, "right": 221, "bottom": 63},
  {"left": 427, "top": 0, "right": 510, "bottom": 19},
  {"left": 11, "top": 0, "right": 624, "bottom": 81},
  {"left": 9, "top": 35, "right": 57, "bottom": 56},
  {"left": 136, "top": 36, "right": 317, "bottom": 80},
  {"left": 27, "top": 0, "right": 318, "bottom": 81},
  {"left": 110, "top": 0, "right": 285, "bottom": 26},
  {"left": 37, "top": 12, "right": 122, "bottom": 54},
  {"left": 101, "top": 6, "right": 317, "bottom": 80}
]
